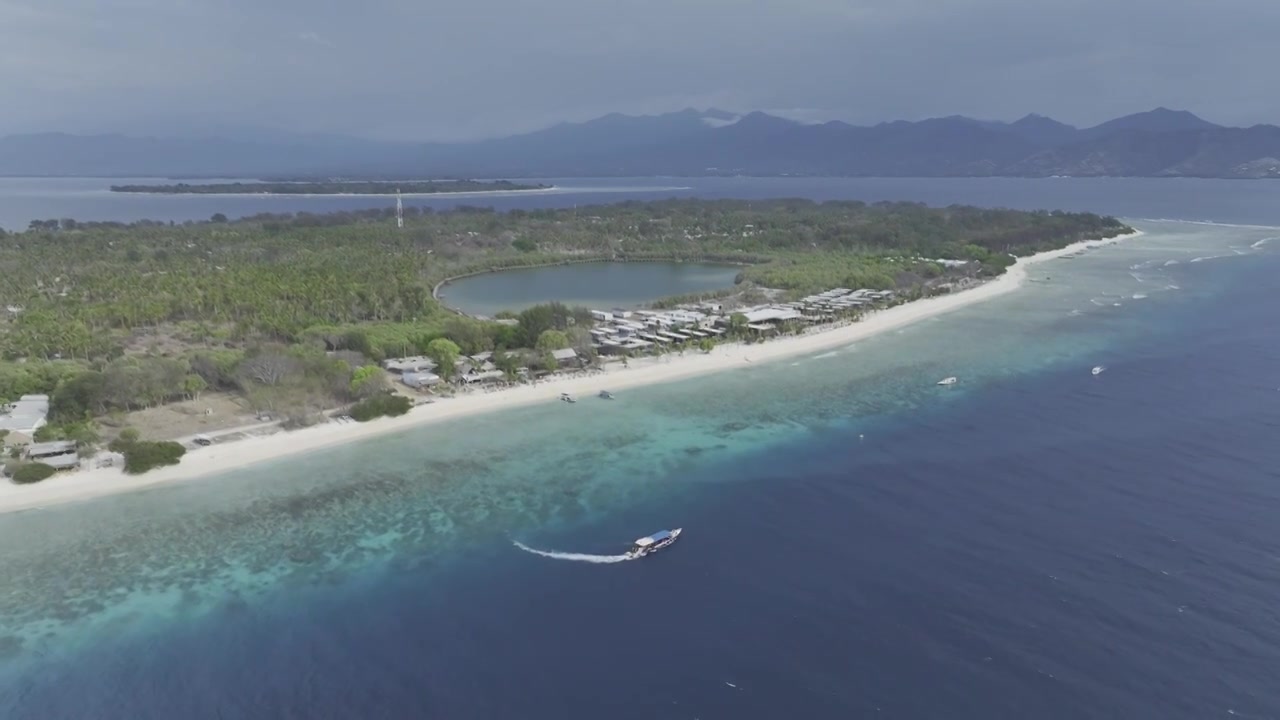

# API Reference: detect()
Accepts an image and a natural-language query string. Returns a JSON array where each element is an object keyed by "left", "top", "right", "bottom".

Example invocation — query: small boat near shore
[
  {"left": 937, "top": 376, "right": 958, "bottom": 386},
  {"left": 1092, "top": 366, "right": 1106, "bottom": 376},
  {"left": 559, "top": 392, "right": 576, "bottom": 404},
  {"left": 598, "top": 390, "right": 615, "bottom": 399},
  {"left": 625, "top": 528, "right": 682, "bottom": 558}
]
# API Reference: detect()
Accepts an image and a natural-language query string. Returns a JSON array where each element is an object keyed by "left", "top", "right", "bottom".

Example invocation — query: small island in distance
[{"left": 108, "top": 179, "right": 553, "bottom": 195}]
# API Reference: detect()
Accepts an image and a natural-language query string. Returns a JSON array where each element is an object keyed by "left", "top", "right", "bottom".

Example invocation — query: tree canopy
[{"left": 0, "top": 198, "right": 1129, "bottom": 431}]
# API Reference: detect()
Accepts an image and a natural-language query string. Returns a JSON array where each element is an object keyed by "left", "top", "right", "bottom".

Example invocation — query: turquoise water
[
  {"left": 0, "top": 221, "right": 1268, "bottom": 654},
  {"left": 1, "top": 220, "right": 1278, "bottom": 718},
  {"left": 438, "top": 261, "right": 742, "bottom": 316}
]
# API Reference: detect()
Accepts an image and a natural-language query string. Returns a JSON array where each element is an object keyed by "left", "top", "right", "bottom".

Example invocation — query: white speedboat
[
  {"left": 559, "top": 392, "right": 576, "bottom": 404},
  {"left": 937, "top": 376, "right": 958, "bottom": 386},
  {"left": 1092, "top": 366, "right": 1105, "bottom": 376},
  {"left": 625, "top": 528, "right": 682, "bottom": 558}
]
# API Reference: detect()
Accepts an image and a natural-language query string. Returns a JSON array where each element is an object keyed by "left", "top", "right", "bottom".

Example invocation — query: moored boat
[
  {"left": 625, "top": 528, "right": 682, "bottom": 558},
  {"left": 599, "top": 390, "right": 615, "bottom": 399},
  {"left": 559, "top": 392, "right": 576, "bottom": 403},
  {"left": 937, "top": 376, "right": 958, "bottom": 386}
]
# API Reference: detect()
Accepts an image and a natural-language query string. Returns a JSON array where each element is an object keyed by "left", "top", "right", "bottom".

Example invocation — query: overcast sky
[{"left": 2, "top": 0, "right": 1277, "bottom": 141}]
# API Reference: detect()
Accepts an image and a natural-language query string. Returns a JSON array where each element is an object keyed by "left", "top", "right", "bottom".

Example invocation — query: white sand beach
[{"left": 0, "top": 231, "right": 1141, "bottom": 514}]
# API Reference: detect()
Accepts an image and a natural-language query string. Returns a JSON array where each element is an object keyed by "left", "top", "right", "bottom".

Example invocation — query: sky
[{"left": 2, "top": 0, "right": 1277, "bottom": 141}]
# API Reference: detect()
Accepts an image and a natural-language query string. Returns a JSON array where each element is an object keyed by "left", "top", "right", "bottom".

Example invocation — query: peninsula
[
  {"left": 0, "top": 199, "right": 1132, "bottom": 504},
  {"left": 108, "top": 179, "right": 552, "bottom": 195}
]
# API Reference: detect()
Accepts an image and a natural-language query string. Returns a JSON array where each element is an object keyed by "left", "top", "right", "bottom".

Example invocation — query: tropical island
[
  {"left": 0, "top": 200, "right": 1131, "bottom": 492},
  {"left": 108, "top": 179, "right": 552, "bottom": 195}
]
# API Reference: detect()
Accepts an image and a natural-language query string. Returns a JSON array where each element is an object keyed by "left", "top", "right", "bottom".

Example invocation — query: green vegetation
[
  {"left": 424, "top": 338, "right": 462, "bottom": 381},
  {"left": 349, "top": 393, "right": 412, "bottom": 422},
  {"left": 122, "top": 441, "right": 186, "bottom": 474},
  {"left": 110, "top": 180, "right": 550, "bottom": 195},
  {"left": 11, "top": 462, "right": 56, "bottom": 484},
  {"left": 0, "top": 199, "right": 1129, "bottom": 434},
  {"left": 107, "top": 430, "right": 186, "bottom": 474}
]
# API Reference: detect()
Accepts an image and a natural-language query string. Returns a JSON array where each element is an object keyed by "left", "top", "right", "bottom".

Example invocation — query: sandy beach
[{"left": 0, "top": 231, "right": 1141, "bottom": 514}]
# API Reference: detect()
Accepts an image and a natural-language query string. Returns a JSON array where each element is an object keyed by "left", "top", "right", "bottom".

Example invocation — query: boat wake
[{"left": 512, "top": 540, "right": 633, "bottom": 564}]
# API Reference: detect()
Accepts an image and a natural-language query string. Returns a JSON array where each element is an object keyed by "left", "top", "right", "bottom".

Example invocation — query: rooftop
[
  {"left": 42, "top": 454, "right": 81, "bottom": 469},
  {"left": 742, "top": 307, "right": 802, "bottom": 323},
  {"left": 26, "top": 440, "right": 75, "bottom": 456},
  {"left": 383, "top": 356, "right": 436, "bottom": 373},
  {"left": 0, "top": 394, "right": 50, "bottom": 433}
]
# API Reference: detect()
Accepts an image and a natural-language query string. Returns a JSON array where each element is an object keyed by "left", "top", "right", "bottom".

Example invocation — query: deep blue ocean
[{"left": 1, "top": 179, "right": 1279, "bottom": 719}]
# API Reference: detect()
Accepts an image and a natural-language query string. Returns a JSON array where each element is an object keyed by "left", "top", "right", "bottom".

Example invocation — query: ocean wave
[{"left": 1132, "top": 293, "right": 1148, "bottom": 300}]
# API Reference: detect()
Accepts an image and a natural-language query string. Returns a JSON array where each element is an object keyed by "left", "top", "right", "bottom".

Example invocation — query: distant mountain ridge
[{"left": 2, "top": 107, "right": 1278, "bottom": 179}]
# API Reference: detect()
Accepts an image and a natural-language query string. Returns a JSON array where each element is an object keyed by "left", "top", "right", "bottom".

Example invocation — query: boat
[
  {"left": 598, "top": 390, "right": 615, "bottom": 399},
  {"left": 559, "top": 392, "right": 576, "bottom": 404},
  {"left": 1092, "top": 365, "right": 1105, "bottom": 376},
  {"left": 937, "top": 376, "right": 958, "bottom": 386},
  {"left": 625, "top": 528, "right": 682, "bottom": 558}
]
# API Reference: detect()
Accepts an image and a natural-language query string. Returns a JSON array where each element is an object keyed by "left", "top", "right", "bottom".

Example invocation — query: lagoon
[{"left": 437, "top": 261, "right": 742, "bottom": 316}]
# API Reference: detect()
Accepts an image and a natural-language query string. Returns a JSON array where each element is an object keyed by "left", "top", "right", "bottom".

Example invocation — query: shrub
[
  {"left": 12, "top": 463, "right": 57, "bottom": 484},
  {"left": 350, "top": 393, "right": 412, "bottom": 422},
  {"left": 121, "top": 440, "right": 186, "bottom": 475}
]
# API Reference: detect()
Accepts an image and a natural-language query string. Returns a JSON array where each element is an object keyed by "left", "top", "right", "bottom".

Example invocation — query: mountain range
[{"left": 2, "top": 108, "right": 1278, "bottom": 179}]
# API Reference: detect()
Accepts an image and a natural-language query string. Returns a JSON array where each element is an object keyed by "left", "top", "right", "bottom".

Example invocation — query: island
[
  {"left": 0, "top": 199, "right": 1131, "bottom": 492},
  {"left": 108, "top": 179, "right": 552, "bottom": 194}
]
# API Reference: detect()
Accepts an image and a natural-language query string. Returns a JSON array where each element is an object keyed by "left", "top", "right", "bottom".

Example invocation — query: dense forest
[
  {"left": 109, "top": 179, "right": 550, "bottom": 194},
  {"left": 0, "top": 199, "right": 1129, "bottom": 442}
]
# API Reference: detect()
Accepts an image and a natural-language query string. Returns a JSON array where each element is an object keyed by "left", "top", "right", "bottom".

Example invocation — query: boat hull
[{"left": 627, "top": 528, "right": 682, "bottom": 558}]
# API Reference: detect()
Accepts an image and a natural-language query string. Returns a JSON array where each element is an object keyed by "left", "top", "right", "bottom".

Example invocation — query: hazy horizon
[
  {"left": 3, "top": 0, "right": 1278, "bottom": 141},
  {"left": 0, "top": 106, "right": 1257, "bottom": 145}
]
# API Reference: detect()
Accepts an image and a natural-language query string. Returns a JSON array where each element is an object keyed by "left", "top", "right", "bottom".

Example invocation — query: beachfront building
[
  {"left": 383, "top": 356, "right": 437, "bottom": 374},
  {"left": 0, "top": 394, "right": 50, "bottom": 445},
  {"left": 24, "top": 440, "right": 80, "bottom": 470},
  {"left": 400, "top": 372, "right": 442, "bottom": 389},
  {"left": 550, "top": 348, "right": 581, "bottom": 368},
  {"left": 582, "top": 286, "right": 894, "bottom": 356}
]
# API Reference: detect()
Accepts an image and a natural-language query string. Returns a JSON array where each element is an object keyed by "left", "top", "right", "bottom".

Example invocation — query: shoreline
[{"left": 0, "top": 230, "right": 1142, "bottom": 515}]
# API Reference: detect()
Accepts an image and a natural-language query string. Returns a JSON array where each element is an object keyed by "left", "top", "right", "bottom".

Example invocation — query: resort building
[
  {"left": 0, "top": 394, "right": 50, "bottom": 444},
  {"left": 582, "top": 286, "right": 894, "bottom": 355},
  {"left": 383, "top": 356, "right": 437, "bottom": 374},
  {"left": 400, "top": 372, "right": 442, "bottom": 389},
  {"left": 24, "top": 440, "right": 80, "bottom": 470},
  {"left": 550, "top": 348, "right": 581, "bottom": 367}
]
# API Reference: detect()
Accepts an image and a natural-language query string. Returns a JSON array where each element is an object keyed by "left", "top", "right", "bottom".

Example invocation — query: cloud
[{"left": 0, "top": 0, "right": 1276, "bottom": 139}]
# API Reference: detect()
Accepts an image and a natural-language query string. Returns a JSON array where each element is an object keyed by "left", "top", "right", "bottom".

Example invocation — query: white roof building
[
  {"left": 741, "top": 308, "right": 803, "bottom": 323},
  {"left": 0, "top": 395, "right": 49, "bottom": 435},
  {"left": 551, "top": 348, "right": 579, "bottom": 362},
  {"left": 400, "top": 372, "right": 442, "bottom": 388},
  {"left": 383, "top": 356, "right": 436, "bottom": 374}
]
